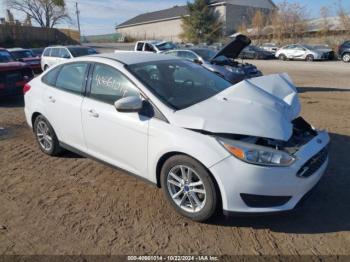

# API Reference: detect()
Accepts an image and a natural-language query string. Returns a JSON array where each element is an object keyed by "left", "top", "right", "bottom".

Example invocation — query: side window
[
  {"left": 144, "top": 43, "right": 156, "bottom": 52},
  {"left": 55, "top": 63, "right": 88, "bottom": 94},
  {"left": 59, "top": 48, "right": 70, "bottom": 58},
  {"left": 43, "top": 48, "right": 51, "bottom": 57},
  {"left": 42, "top": 66, "right": 61, "bottom": 86},
  {"left": 136, "top": 42, "right": 144, "bottom": 51},
  {"left": 178, "top": 51, "right": 197, "bottom": 61},
  {"left": 166, "top": 51, "right": 178, "bottom": 57},
  {"left": 90, "top": 64, "right": 139, "bottom": 104},
  {"left": 51, "top": 48, "right": 60, "bottom": 57}
]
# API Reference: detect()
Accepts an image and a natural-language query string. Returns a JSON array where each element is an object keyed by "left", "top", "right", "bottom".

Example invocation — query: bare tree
[
  {"left": 6, "top": 0, "right": 70, "bottom": 28},
  {"left": 319, "top": 6, "right": 331, "bottom": 39},
  {"left": 335, "top": 0, "right": 350, "bottom": 32},
  {"left": 251, "top": 10, "right": 265, "bottom": 40},
  {"left": 270, "top": 0, "right": 309, "bottom": 42}
]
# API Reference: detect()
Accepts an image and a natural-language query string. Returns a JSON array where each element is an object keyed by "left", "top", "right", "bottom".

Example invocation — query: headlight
[
  {"left": 225, "top": 66, "right": 245, "bottom": 74},
  {"left": 217, "top": 138, "right": 296, "bottom": 167}
]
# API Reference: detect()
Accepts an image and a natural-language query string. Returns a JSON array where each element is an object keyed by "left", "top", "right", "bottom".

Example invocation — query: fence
[{"left": 0, "top": 24, "right": 80, "bottom": 48}]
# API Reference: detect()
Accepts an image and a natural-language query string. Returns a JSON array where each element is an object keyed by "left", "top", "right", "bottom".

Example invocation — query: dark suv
[{"left": 339, "top": 41, "right": 350, "bottom": 62}]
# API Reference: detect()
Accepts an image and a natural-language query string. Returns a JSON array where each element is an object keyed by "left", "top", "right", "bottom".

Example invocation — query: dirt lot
[{"left": 0, "top": 60, "right": 350, "bottom": 256}]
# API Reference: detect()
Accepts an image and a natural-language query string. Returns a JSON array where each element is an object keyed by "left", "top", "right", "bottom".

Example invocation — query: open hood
[
  {"left": 171, "top": 73, "right": 301, "bottom": 141},
  {"left": 211, "top": 34, "right": 251, "bottom": 61}
]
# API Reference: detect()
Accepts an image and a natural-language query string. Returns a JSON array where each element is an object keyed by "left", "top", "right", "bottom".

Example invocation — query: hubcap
[
  {"left": 343, "top": 54, "right": 350, "bottom": 62},
  {"left": 36, "top": 120, "right": 53, "bottom": 151},
  {"left": 167, "top": 165, "right": 206, "bottom": 213}
]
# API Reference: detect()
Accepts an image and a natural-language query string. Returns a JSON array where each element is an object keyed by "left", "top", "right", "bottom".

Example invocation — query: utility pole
[{"left": 75, "top": 2, "right": 81, "bottom": 38}]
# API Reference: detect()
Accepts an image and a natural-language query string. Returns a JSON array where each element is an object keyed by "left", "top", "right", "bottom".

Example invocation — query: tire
[
  {"left": 305, "top": 55, "right": 314, "bottom": 62},
  {"left": 278, "top": 54, "right": 287, "bottom": 61},
  {"left": 160, "top": 155, "right": 218, "bottom": 222},
  {"left": 34, "top": 115, "right": 63, "bottom": 156},
  {"left": 342, "top": 53, "right": 350, "bottom": 63}
]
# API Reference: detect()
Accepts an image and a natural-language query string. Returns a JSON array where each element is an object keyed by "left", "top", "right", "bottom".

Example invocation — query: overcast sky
[{"left": 0, "top": 0, "right": 349, "bottom": 35}]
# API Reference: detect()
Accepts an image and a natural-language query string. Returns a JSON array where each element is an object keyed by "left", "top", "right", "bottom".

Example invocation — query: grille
[{"left": 297, "top": 147, "right": 328, "bottom": 178}]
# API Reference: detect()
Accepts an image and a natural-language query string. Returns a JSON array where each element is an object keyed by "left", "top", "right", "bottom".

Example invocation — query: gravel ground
[{"left": 0, "top": 60, "right": 350, "bottom": 256}]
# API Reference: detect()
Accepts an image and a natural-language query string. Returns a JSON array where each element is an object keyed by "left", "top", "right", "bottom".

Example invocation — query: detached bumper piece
[
  {"left": 240, "top": 194, "right": 292, "bottom": 208},
  {"left": 297, "top": 147, "right": 328, "bottom": 178}
]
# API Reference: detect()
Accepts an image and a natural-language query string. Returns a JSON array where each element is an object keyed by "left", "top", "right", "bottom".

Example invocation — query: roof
[
  {"left": 117, "top": 5, "right": 188, "bottom": 28},
  {"left": 117, "top": 0, "right": 276, "bottom": 29},
  {"left": 7, "top": 48, "right": 27, "bottom": 52},
  {"left": 91, "top": 51, "right": 180, "bottom": 65}
]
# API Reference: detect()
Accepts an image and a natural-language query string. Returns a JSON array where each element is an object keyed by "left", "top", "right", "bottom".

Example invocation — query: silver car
[{"left": 275, "top": 44, "right": 331, "bottom": 61}]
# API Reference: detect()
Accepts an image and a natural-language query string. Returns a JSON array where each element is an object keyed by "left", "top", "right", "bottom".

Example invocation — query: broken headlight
[{"left": 218, "top": 138, "right": 296, "bottom": 167}]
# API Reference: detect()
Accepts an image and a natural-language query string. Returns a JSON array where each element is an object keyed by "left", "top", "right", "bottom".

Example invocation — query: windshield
[
  {"left": 127, "top": 60, "right": 232, "bottom": 110},
  {"left": 0, "top": 50, "right": 14, "bottom": 63},
  {"left": 156, "top": 42, "right": 177, "bottom": 51},
  {"left": 11, "top": 50, "right": 34, "bottom": 59},
  {"left": 192, "top": 49, "right": 216, "bottom": 61},
  {"left": 68, "top": 47, "right": 97, "bottom": 57}
]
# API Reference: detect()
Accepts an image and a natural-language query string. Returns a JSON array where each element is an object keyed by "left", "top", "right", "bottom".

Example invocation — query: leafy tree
[
  {"left": 180, "top": 0, "right": 222, "bottom": 44},
  {"left": 6, "top": 0, "right": 70, "bottom": 28}
]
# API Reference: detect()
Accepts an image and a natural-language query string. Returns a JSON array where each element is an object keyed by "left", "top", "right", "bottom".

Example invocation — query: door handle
[
  {"left": 48, "top": 96, "right": 56, "bottom": 103},
  {"left": 88, "top": 109, "right": 99, "bottom": 118}
]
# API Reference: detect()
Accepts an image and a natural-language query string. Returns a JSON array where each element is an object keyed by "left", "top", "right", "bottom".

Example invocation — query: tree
[
  {"left": 270, "top": 0, "right": 309, "bottom": 42},
  {"left": 251, "top": 10, "right": 265, "bottom": 40},
  {"left": 335, "top": 0, "right": 350, "bottom": 32},
  {"left": 180, "top": 0, "right": 222, "bottom": 44},
  {"left": 6, "top": 0, "right": 70, "bottom": 28}
]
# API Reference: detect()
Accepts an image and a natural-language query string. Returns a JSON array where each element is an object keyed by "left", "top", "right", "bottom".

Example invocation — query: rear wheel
[
  {"left": 305, "top": 55, "right": 314, "bottom": 62},
  {"left": 34, "top": 115, "right": 62, "bottom": 156},
  {"left": 278, "top": 54, "right": 287, "bottom": 61},
  {"left": 160, "top": 155, "right": 218, "bottom": 222},
  {"left": 342, "top": 53, "right": 350, "bottom": 62}
]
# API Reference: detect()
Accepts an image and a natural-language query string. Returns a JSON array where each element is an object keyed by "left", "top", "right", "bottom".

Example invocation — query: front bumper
[{"left": 210, "top": 131, "right": 329, "bottom": 213}]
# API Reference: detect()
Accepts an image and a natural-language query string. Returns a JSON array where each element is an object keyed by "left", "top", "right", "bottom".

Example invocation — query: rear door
[
  {"left": 81, "top": 62, "right": 149, "bottom": 176},
  {"left": 44, "top": 62, "right": 90, "bottom": 151}
]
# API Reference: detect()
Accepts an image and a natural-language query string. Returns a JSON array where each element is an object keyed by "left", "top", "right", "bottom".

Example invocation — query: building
[{"left": 116, "top": 0, "right": 276, "bottom": 42}]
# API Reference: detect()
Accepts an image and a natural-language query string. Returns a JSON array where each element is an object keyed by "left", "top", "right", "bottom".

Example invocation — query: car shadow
[
  {"left": 210, "top": 132, "right": 350, "bottom": 234},
  {"left": 0, "top": 97, "right": 24, "bottom": 107},
  {"left": 298, "top": 87, "right": 350, "bottom": 93}
]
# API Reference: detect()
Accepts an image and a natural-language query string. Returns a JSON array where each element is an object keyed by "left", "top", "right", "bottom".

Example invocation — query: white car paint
[
  {"left": 24, "top": 52, "right": 329, "bottom": 216},
  {"left": 275, "top": 44, "right": 326, "bottom": 61}
]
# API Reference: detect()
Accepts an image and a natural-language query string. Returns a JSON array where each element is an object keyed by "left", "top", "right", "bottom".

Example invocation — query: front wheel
[
  {"left": 342, "top": 53, "right": 350, "bottom": 62},
  {"left": 160, "top": 155, "right": 218, "bottom": 222},
  {"left": 278, "top": 54, "right": 287, "bottom": 61},
  {"left": 305, "top": 55, "right": 314, "bottom": 62}
]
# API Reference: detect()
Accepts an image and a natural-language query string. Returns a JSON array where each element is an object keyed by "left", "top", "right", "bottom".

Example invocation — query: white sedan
[
  {"left": 23, "top": 52, "right": 329, "bottom": 221},
  {"left": 276, "top": 44, "right": 331, "bottom": 61}
]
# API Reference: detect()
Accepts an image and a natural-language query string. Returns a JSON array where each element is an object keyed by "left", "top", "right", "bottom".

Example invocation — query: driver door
[{"left": 81, "top": 63, "right": 149, "bottom": 176}]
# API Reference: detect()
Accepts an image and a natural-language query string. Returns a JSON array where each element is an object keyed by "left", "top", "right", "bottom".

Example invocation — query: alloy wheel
[
  {"left": 36, "top": 120, "right": 53, "bottom": 152},
  {"left": 343, "top": 54, "right": 350, "bottom": 62},
  {"left": 167, "top": 165, "right": 206, "bottom": 213}
]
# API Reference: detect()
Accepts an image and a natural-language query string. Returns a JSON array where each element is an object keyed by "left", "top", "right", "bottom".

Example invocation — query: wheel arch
[
  {"left": 31, "top": 112, "right": 42, "bottom": 129},
  {"left": 155, "top": 151, "right": 223, "bottom": 209}
]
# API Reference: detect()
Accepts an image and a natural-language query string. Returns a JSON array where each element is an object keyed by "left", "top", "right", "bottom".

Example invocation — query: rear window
[
  {"left": 0, "top": 50, "right": 14, "bottom": 62},
  {"left": 136, "top": 42, "right": 144, "bottom": 51},
  {"left": 68, "top": 47, "right": 97, "bottom": 57}
]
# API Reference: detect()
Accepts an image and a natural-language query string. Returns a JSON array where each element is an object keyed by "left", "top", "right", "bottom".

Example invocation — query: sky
[{"left": 0, "top": 0, "right": 349, "bottom": 35}]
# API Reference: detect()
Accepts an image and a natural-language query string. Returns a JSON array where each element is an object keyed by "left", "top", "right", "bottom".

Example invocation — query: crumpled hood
[{"left": 171, "top": 73, "right": 301, "bottom": 141}]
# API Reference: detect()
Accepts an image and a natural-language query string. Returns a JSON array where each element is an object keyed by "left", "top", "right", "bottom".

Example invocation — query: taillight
[{"left": 23, "top": 83, "right": 31, "bottom": 94}]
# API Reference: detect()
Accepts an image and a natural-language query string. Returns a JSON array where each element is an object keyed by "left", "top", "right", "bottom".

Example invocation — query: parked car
[
  {"left": 260, "top": 43, "right": 279, "bottom": 53},
  {"left": 165, "top": 36, "right": 262, "bottom": 84},
  {"left": 311, "top": 44, "right": 335, "bottom": 60},
  {"left": 338, "top": 41, "right": 350, "bottom": 62},
  {"left": 30, "top": 48, "right": 45, "bottom": 57},
  {"left": 0, "top": 48, "right": 34, "bottom": 98},
  {"left": 8, "top": 48, "right": 42, "bottom": 74},
  {"left": 276, "top": 44, "right": 332, "bottom": 61},
  {"left": 24, "top": 52, "right": 329, "bottom": 221},
  {"left": 134, "top": 40, "right": 177, "bottom": 53},
  {"left": 41, "top": 46, "right": 98, "bottom": 71},
  {"left": 238, "top": 45, "right": 275, "bottom": 60}
]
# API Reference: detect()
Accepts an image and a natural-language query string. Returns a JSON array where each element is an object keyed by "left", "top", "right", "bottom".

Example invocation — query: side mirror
[
  {"left": 114, "top": 96, "right": 143, "bottom": 113},
  {"left": 193, "top": 59, "right": 202, "bottom": 65}
]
